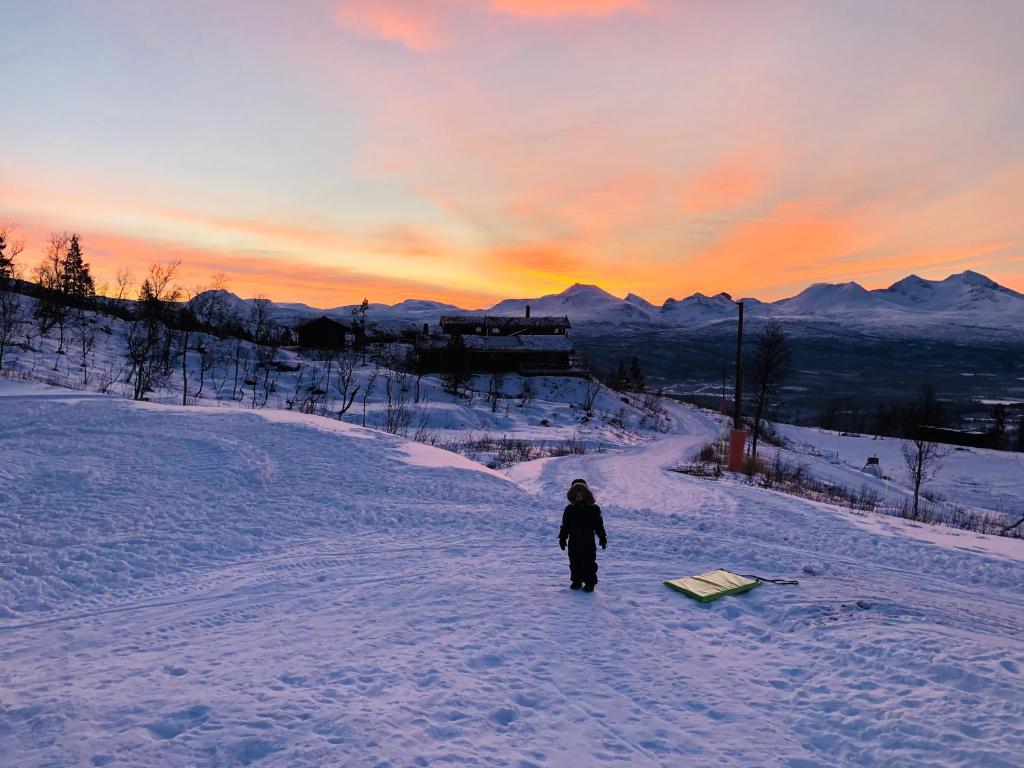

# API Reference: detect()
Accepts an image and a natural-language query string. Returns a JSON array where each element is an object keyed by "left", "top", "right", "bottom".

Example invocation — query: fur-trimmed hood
[{"left": 566, "top": 478, "right": 595, "bottom": 504}]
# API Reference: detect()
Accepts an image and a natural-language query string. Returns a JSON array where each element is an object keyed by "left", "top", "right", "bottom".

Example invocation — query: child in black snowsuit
[{"left": 559, "top": 478, "right": 607, "bottom": 592}]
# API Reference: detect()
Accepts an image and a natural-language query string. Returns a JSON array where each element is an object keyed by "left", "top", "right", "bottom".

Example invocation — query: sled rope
[{"left": 737, "top": 573, "right": 800, "bottom": 586}]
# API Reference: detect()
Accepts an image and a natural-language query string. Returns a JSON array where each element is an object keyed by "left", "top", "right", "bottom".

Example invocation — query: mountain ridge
[{"left": 195, "top": 270, "right": 1024, "bottom": 336}]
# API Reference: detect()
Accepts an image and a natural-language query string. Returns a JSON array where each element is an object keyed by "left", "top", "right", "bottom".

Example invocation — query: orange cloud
[
  {"left": 488, "top": 242, "right": 585, "bottom": 282},
  {"left": 683, "top": 201, "right": 860, "bottom": 298},
  {"left": 9, "top": 222, "right": 500, "bottom": 308},
  {"left": 491, "top": 0, "right": 646, "bottom": 18},
  {"left": 679, "top": 148, "right": 776, "bottom": 216},
  {"left": 333, "top": 1, "right": 450, "bottom": 51}
]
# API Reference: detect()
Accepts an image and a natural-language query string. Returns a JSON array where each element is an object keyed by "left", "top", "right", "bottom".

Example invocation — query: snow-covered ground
[
  {"left": 769, "top": 423, "right": 1024, "bottom": 527},
  {"left": 2, "top": 381, "right": 1023, "bottom": 767},
  {"left": 0, "top": 294, "right": 665, "bottom": 459}
]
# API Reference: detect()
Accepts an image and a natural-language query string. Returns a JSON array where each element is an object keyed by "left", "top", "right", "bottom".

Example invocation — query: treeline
[{"left": 818, "top": 385, "right": 1023, "bottom": 451}]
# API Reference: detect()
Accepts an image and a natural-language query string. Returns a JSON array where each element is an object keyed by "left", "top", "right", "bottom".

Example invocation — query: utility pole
[
  {"left": 733, "top": 301, "right": 744, "bottom": 429},
  {"left": 727, "top": 299, "right": 746, "bottom": 471}
]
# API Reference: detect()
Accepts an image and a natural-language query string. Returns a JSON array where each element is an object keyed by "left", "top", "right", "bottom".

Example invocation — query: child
[{"left": 558, "top": 478, "right": 607, "bottom": 592}]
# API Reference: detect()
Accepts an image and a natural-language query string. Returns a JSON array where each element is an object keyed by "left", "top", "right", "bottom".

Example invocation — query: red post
[{"left": 728, "top": 428, "right": 746, "bottom": 472}]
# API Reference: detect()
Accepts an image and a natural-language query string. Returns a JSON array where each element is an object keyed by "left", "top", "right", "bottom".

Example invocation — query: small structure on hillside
[
  {"left": 417, "top": 309, "right": 578, "bottom": 374},
  {"left": 295, "top": 316, "right": 351, "bottom": 351},
  {"left": 862, "top": 456, "right": 883, "bottom": 478}
]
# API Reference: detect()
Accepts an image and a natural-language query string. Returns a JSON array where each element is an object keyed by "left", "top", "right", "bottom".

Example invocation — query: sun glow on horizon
[{"left": 2, "top": 1, "right": 1023, "bottom": 306}]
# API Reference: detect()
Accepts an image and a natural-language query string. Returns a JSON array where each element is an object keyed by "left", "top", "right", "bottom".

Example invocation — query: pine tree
[
  {"left": 352, "top": 298, "right": 371, "bottom": 363},
  {"left": 0, "top": 224, "right": 24, "bottom": 281},
  {"left": 0, "top": 232, "right": 11, "bottom": 280},
  {"left": 612, "top": 358, "right": 627, "bottom": 391},
  {"left": 629, "top": 355, "right": 644, "bottom": 392},
  {"left": 62, "top": 234, "right": 94, "bottom": 299},
  {"left": 991, "top": 403, "right": 1007, "bottom": 450}
]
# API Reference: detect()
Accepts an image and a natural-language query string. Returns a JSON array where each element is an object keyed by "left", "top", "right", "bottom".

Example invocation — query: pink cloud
[
  {"left": 333, "top": 1, "right": 451, "bottom": 52},
  {"left": 490, "top": 0, "right": 646, "bottom": 18},
  {"left": 332, "top": 0, "right": 647, "bottom": 51}
]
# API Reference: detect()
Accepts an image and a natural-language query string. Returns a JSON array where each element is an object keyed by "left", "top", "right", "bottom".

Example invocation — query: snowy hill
[{"left": 2, "top": 382, "right": 1023, "bottom": 766}]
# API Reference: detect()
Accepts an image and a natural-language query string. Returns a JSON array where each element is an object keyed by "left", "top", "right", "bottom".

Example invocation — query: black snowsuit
[{"left": 559, "top": 501, "right": 607, "bottom": 586}]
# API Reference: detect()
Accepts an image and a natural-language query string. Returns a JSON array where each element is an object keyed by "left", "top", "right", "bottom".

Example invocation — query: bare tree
[
  {"left": 518, "top": 377, "right": 534, "bottom": 408},
  {"left": 401, "top": 345, "right": 428, "bottom": 403},
  {"left": 0, "top": 228, "right": 25, "bottom": 371},
  {"left": 901, "top": 437, "right": 949, "bottom": 520},
  {"left": 748, "top": 322, "right": 791, "bottom": 459},
  {"left": 581, "top": 374, "right": 601, "bottom": 415},
  {"left": 361, "top": 363, "right": 380, "bottom": 428},
  {"left": 114, "top": 267, "right": 135, "bottom": 302},
  {"left": 383, "top": 368, "right": 412, "bottom": 435},
  {"left": 440, "top": 333, "right": 471, "bottom": 397},
  {"left": 72, "top": 308, "right": 97, "bottom": 385},
  {"left": 34, "top": 232, "right": 72, "bottom": 359},
  {"left": 248, "top": 296, "right": 279, "bottom": 408},
  {"left": 125, "top": 261, "right": 181, "bottom": 400},
  {"left": 334, "top": 350, "right": 361, "bottom": 417},
  {"left": 487, "top": 372, "right": 505, "bottom": 413},
  {"left": 0, "top": 288, "right": 24, "bottom": 371},
  {"left": 175, "top": 278, "right": 232, "bottom": 405}
]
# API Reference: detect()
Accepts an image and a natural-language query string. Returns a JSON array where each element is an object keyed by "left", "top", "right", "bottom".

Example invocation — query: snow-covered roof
[
  {"left": 440, "top": 315, "right": 571, "bottom": 330},
  {"left": 459, "top": 335, "right": 574, "bottom": 352}
]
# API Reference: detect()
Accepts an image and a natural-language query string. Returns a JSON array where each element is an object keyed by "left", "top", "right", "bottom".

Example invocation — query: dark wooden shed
[{"left": 296, "top": 316, "right": 351, "bottom": 350}]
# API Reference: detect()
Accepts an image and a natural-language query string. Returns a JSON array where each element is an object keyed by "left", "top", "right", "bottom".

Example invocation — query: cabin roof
[
  {"left": 296, "top": 315, "right": 351, "bottom": 331},
  {"left": 439, "top": 315, "right": 571, "bottom": 329},
  {"left": 418, "top": 334, "right": 574, "bottom": 352},
  {"left": 461, "top": 335, "right": 574, "bottom": 352}
]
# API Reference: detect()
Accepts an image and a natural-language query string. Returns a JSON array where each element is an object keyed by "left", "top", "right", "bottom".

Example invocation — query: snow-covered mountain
[
  {"left": 488, "top": 283, "right": 657, "bottom": 323},
  {"left": 879, "top": 270, "right": 1024, "bottom": 311},
  {"left": 201, "top": 270, "right": 1024, "bottom": 338}
]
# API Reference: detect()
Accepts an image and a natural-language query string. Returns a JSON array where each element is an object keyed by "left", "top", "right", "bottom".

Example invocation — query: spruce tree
[
  {"left": 614, "top": 358, "right": 627, "bottom": 391},
  {"left": 0, "top": 232, "right": 11, "bottom": 280},
  {"left": 62, "top": 233, "right": 94, "bottom": 299},
  {"left": 629, "top": 355, "right": 644, "bottom": 392}
]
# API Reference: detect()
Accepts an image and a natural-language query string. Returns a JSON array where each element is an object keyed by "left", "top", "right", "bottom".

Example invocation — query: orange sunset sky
[{"left": 3, "top": 0, "right": 1023, "bottom": 307}]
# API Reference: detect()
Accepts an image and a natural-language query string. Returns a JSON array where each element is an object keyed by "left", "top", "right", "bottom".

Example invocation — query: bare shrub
[
  {"left": 383, "top": 368, "right": 412, "bottom": 435},
  {"left": 518, "top": 377, "right": 534, "bottom": 408},
  {"left": 581, "top": 376, "right": 601, "bottom": 415}
]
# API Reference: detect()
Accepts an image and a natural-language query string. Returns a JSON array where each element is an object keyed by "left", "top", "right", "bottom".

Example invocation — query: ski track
[{"left": 1, "top": 391, "right": 1023, "bottom": 766}]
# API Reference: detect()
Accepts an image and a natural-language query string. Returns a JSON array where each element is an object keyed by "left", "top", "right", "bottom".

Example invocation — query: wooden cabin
[
  {"left": 295, "top": 316, "right": 351, "bottom": 351},
  {"left": 420, "top": 312, "right": 577, "bottom": 374}
]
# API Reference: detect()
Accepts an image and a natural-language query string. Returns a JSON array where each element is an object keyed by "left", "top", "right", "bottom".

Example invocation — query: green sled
[{"left": 664, "top": 569, "right": 761, "bottom": 602}]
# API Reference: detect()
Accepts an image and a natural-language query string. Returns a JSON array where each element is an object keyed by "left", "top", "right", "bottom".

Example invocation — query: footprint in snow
[{"left": 146, "top": 705, "right": 211, "bottom": 740}]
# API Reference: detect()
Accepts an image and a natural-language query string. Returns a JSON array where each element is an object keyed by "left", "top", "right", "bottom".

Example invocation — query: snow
[
  {"left": 772, "top": 422, "right": 1024, "bottom": 528},
  {"left": 2, "top": 383, "right": 1023, "bottom": 766}
]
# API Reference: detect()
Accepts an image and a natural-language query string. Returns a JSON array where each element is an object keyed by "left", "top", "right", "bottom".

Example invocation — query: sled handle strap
[{"left": 738, "top": 573, "right": 800, "bottom": 586}]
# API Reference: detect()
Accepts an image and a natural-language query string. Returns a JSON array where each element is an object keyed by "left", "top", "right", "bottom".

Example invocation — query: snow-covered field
[{"left": 2, "top": 381, "right": 1023, "bottom": 766}]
